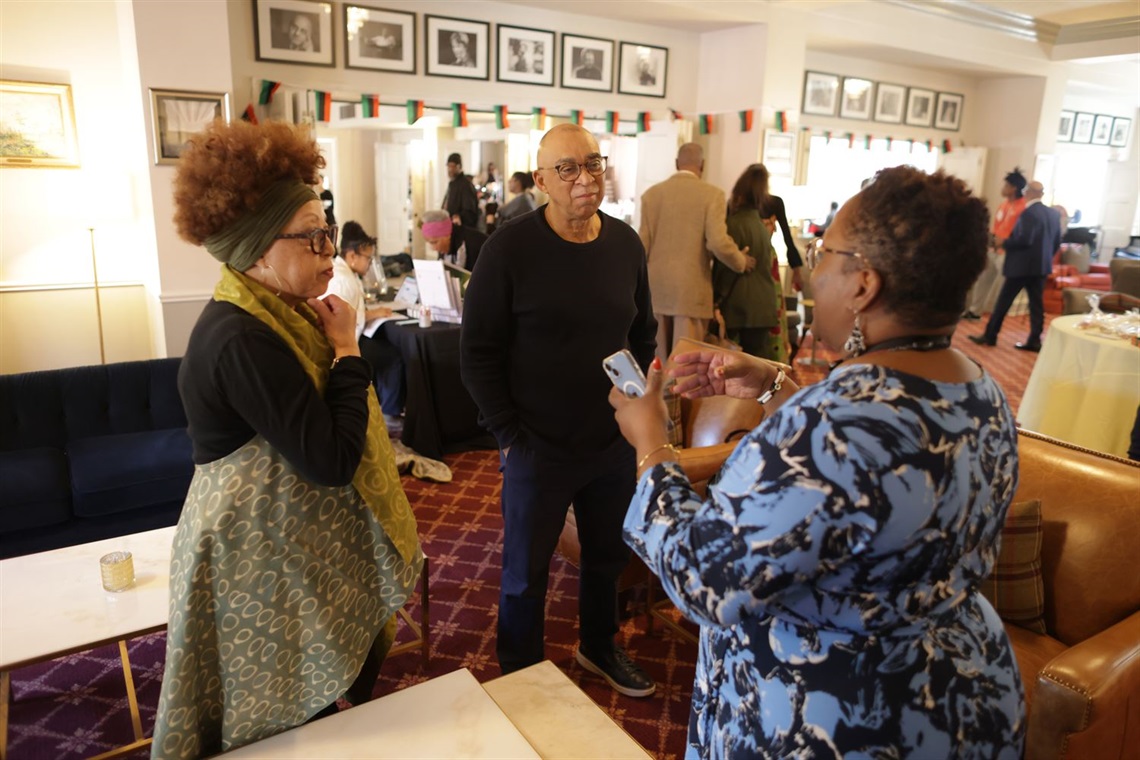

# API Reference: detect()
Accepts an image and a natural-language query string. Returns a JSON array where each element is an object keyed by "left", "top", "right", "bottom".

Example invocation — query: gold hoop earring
[{"left": 262, "top": 264, "right": 284, "bottom": 297}]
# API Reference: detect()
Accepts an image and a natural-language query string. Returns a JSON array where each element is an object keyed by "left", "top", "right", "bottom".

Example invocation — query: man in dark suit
[
  {"left": 442, "top": 152, "right": 479, "bottom": 229},
  {"left": 970, "top": 181, "right": 1061, "bottom": 352}
]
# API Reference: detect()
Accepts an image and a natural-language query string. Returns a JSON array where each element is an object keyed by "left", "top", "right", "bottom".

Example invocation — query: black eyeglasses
[
  {"left": 807, "top": 237, "right": 866, "bottom": 269},
  {"left": 274, "top": 225, "right": 338, "bottom": 255},
  {"left": 536, "top": 156, "right": 607, "bottom": 182}
]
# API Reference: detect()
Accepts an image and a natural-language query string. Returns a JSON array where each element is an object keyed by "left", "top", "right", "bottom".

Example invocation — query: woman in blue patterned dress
[{"left": 610, "top": 166, "right": 1024, "bottom": 758}]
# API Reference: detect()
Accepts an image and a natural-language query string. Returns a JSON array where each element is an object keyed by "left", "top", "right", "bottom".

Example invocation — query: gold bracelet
[{"left": 637, "top": 443, "right": 678, "bottom": 471}]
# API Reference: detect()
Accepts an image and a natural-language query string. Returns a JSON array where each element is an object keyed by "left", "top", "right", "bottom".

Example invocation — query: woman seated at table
[
  {"left": 496, "top": 171, "right": 537, "bottom": 226},
  {"left": 152, "top": 119, "right": 422, "bottom": 758},
  {"left": 610, "top": 166, "right": 1025, "bottom": 758}
]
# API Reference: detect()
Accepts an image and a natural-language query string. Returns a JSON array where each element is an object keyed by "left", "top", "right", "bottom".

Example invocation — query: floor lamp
[{"left": 88, "top": 226, "right": 107, "bottom": 364}]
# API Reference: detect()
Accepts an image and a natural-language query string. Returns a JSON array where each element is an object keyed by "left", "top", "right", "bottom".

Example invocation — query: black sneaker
[
  {"left": 575, "top": 645, "right": 656, "bottom": 698},
  {"left": 962, "top": 311, "right": 981, "bottom": 321}
]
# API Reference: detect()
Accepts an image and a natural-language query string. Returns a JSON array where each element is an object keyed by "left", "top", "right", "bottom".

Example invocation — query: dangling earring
[
  {"left": 844, "top": 311, "right": 866, "bottom": 356},
  {"left": 262, "top": 264, "right": 285, "bottom": 297}
]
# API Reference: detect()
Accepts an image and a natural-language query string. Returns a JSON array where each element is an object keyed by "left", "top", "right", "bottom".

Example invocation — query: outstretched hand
[{"left": 669, "top": 349, "right": 780, "bottom": 400}]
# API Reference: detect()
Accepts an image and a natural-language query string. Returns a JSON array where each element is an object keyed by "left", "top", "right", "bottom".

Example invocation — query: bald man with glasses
[{"left": 461, "top": 124, "right": 657, "bottom": 697}]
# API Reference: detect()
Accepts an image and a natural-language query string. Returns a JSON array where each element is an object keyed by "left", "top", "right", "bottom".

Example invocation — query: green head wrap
[{"left": 203, "top": 181, "right": 319, "bottom": 272}]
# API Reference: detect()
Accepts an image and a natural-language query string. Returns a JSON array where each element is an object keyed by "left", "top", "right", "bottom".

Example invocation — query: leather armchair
[
  {"left": 1045, "top": 243, "right": 1111, "bottom": 314},
  {"left": 1062, "top": 258, "right": 1140, "bottom": 315}
]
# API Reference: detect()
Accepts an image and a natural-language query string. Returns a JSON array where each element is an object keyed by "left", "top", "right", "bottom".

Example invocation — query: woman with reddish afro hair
[{"left": 152, "top": 119, "right": 422, "bottom": 758}]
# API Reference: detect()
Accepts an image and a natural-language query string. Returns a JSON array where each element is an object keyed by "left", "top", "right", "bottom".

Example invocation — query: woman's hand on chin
[
  {"left": 308, "top": 295, "right": 360, "bottom": 357},
  {"left": 609, "top": 357, "right": 670, "bottom": 451}
]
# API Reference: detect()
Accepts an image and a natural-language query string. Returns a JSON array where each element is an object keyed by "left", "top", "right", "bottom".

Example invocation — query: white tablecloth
[{"left": 1017, "top": 314, "right": 1140, "bottom": 457}]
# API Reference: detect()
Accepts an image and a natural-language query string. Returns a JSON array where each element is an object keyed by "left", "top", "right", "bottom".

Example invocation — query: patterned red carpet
[{"left": 4, "top": 315, "right": 1043, "bottom": 759}]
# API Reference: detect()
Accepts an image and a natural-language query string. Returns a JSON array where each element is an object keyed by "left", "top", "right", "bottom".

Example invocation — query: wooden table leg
[{"left": 87, "top": 640, "right": 152, "bottom": 760}]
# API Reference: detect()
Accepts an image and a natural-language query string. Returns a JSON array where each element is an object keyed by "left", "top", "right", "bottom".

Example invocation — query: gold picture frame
[
  {"left": 0, "top": 80, "right": 79, "bottom": 168},
  {"left": 149, "top": 88, "right": 230, "bottom": 166}
]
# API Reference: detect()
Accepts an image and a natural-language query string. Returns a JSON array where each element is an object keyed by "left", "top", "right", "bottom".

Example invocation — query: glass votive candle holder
[{"left": 100, "top": 551, "right": 135, "bottom": 592}]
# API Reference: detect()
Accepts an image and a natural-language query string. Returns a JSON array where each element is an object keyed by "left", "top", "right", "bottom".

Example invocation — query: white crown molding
[
  {"left": 1055, "top": 16, "right": 1140, "bottom": 46},
  {"left": 885, "top": 0, "right": 1060, "bottom": 44}
]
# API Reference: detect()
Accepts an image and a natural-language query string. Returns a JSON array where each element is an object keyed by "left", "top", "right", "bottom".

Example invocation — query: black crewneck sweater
[{"left": 460, "top": 206, "right": 656, "bottom": 459}]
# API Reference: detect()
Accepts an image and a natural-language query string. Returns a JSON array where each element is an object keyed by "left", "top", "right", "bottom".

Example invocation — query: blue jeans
[{"left": 496, "top": 439, "right": 634, "bottom": 673}]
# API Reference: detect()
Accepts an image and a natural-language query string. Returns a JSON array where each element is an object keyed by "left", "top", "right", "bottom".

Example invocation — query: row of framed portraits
[
  {"left": 253, "top": 0, "right": 669, "bottom": 97},
  {"left": 803, "top": 71, "right": 963, "bottom": 131},
  {"left": 1058, "top": 111, "right": 1130, "bottom": 148}
]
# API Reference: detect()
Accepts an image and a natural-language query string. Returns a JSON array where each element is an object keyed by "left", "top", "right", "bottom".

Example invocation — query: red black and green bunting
[
  {"left": 361, "top": 94, "right": 380, "bottom": 118},
  {"left": 452, "top": 102, "right": 468, "bottom": 128},
  {"left": 669, "top": 109, "right": 682, "bottom": 121},
  {"left": 494, "top": 105, "right": 509, "bottom": 129},
  {"left": 925, "top": 139, "right": 933, "bottom": 151},
  {"left": 406, "top": 99, "right": 423, "bottom": 125},
  {"left": 863, "top": 135, "right": 872, "bottom": 149},
  {"left": 313, "top": 90, "right": 331, "bottom": 122},
  {"left": 241, "top": 103, "right": 258, "bottom": 124},
  {"left": 774, "top": 110, "right": 787, "bottom": 132},
  {"left": 531, "top": 107, "right": 546, "bottom": 130},
  {"left": 698, "top": 114, "right": 712, "bottom": 135},
  {"left": 258, "top": 80, "right": 281, "bottom": 105},
  {"left": 824, "top": 130, "right": 833, "bottom": 141},
  {"left": 637, "top": 112, "right": 650, "bottom": 133},
  {"left": 848, "top": 133, "right": 856, "bottom": 148},
  {"left": 569, "top": 109, "right": 583, "bottom": 126},
  {"left": 886, "top": 137, "right": 894, "bottom": 148},
  {"left": 605, "top": 111, "right": 619, "bottom": 133},
  {"left": 942, "top": 139, "right": 953, "bottom": 153},
  {"left": 739, "top": 109, "right": 753, "bottom": 132}
]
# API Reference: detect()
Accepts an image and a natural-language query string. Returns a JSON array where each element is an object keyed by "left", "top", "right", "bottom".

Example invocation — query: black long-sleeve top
[
  {"left": 460, "top": 206, "right": 657, "bottom": 460},
  {"left": 758, "top": 194, "right": 804, "bottom": 268},
  {"left": 178, "top": 300, "right": 372, "bottom": 487}
]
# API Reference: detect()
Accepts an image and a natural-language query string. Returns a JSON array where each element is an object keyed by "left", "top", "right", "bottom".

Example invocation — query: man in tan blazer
[{"left": 639, "top": 143, "right": 755, "bottom": 362}]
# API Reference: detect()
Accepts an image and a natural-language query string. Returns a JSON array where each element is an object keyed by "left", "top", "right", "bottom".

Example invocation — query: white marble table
[
  {"left": 217, "top": 668, "right": 540, "bottom": 759},
  {"left": 1018, "top": 314, "right": 1140, "bottom": 457},
  {"left": 483, "top": 660, "right": 652, "bottom": 759},
  {"left": 0, "top": 526, "right": 175, "bottom": 759}
]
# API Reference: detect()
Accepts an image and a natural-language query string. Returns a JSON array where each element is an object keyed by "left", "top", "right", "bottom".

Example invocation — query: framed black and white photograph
[
  {"left": 1072, "top": 112, "right": 1095, "bottom": 143},
  {"left": 873, "top": 83, "right": 906, "bottom": 124},
  {"left": 905, "top": 87, "right": 935, "bottom": 127},
  {"left": 253, "top": 0, "right": 335, "bottom": 67},
  {"left": 802, "top": 71, "right": 840, "bottom": 117},
  {"left": 1091, "top": 114, "right": 1114, "bottom": 145},
  {"left": 425, "top": 15, "right": 489, "bottom": 80},
  {"left": 933, "top": 92, "right": 963, "bottom": 131},
  {"left": 1110, "top": 117, "right": 1131, "bottom": 148},
  {"left": 839, "top": 77, "right": 874, "bottom": 120},
  {"left": 762, "top": 130, "right": 796, "bottom": 178},
  {"left": 150, "top": 88, "right": 230, "bottom": 166},
  {"left": 344, "top": 4, "right": 415, "bottom": 73},
  {"left": 617, "top": 41, "right": 668, "bottom": 98},
  {"left": 561, "top": 34, "right": 613, "bottom": 92},
  {"left": 1057, "top": 110, "right": 1075, "bottom": 142},
  {"left": 496, "top": 25, "right": 554, "bottom": 86}
]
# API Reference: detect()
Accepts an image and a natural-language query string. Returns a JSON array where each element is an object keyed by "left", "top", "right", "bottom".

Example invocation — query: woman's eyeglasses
[
  {"left": 807, "top": 237, "right": 866, "bottom": 269},
  {"left": 536, "top": 156, "right": 607, "bottom": 182},
  {"left": 274, "top": 225, "right": 338, "bottom": 255}
]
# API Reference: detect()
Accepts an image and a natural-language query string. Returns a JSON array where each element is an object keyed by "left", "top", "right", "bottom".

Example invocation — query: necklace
[{"left": 856, "top": 334, "right": 952, "bottom": 356}]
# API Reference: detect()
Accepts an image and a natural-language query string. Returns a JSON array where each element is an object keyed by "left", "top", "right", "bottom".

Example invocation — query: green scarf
[
  {"left": 204, "top": 182, "right": 319, "bottom": 272},
  {"left": 212, "top": 264, "right": 420, "bottom": 564}
]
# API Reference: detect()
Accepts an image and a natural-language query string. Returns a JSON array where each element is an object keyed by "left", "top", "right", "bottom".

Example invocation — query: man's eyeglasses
[
  {"left": 536, "top": 156, "right": 607, "bottom": 182},
  {"left": 274, "top": 225, "right": 338, "bottom": 255},
  {"left": 807, "top": 237, "right": 866, "bottom": 269}
]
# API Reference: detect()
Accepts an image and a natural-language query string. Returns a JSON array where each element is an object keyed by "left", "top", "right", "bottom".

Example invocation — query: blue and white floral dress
[{"left": 625, "top": 364, "right": 1025, "bottom": 759}]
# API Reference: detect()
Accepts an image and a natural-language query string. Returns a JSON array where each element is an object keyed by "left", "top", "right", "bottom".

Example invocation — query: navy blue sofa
[{"left": 0, "top": 358, "right": 193, "bottom": 559}]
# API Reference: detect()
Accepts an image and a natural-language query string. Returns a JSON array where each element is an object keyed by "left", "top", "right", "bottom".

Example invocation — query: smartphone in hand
[{"left": 603, "top": 349, "right": 647, "bottom": 397}]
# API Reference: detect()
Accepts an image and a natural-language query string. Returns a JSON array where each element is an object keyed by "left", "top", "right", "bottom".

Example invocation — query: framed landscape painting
[
  {"left": 253, "top": 0, "right": 335, "bottom": 67},
  {"left": 561, "top": 34, "right": 613, "bottom": 92},
  {"left": 496, "top": 24, "right": 555, "bottom": 86},
  {"left": 0, "top": 80, "right": 79, "bottom": 168},
  {"left": 425, "top": 15, "right": 489, "bottom": 80},
  {"left": 873, "top": 83, "right": 906, "bottom": 123},
  {"left": 617, "top": 41, "right": 667, "bottom": 98},
  {"left": 802, "top": 71, "right": 840, "bottom": 117},
  {"left": 344, "top": 4, "right": 416, "bottom": 73},
  {"left": 905, "top": 87, "right": 935, "bottom": 127},
  {"left": 1110, "top": 117, "right": 1131, "bottom": 148},
  {"left": 1057, "top": 110, "right": 1075, "bottom": 142},
  {"left": 839, "top": 77, "right": 874, "bottom": 120}
]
